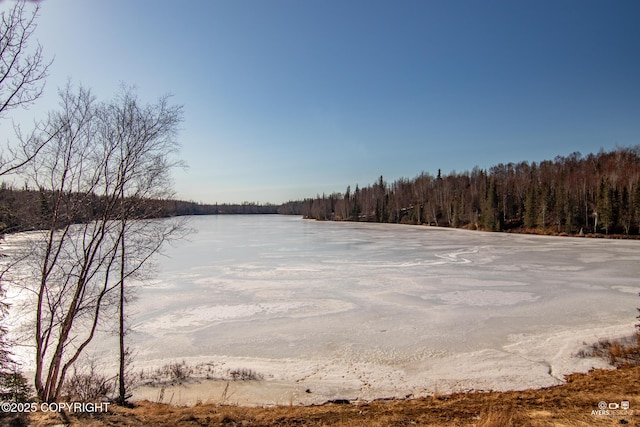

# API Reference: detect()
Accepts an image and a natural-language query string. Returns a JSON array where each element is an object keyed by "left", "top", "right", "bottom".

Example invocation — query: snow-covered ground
[{"left": 6, "top": 215, "right": 640, "bottom": 405}]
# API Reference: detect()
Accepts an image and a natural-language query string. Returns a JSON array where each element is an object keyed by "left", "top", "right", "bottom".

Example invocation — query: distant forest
[
  {"left": 0, "top": 186, "right": 278, "bottom": 234},
  {"left": 279, "top": 147, "right": 640, "bottom": 236},
  {"left": 4, "top": 147, "right": 639, "bottom": 237}
]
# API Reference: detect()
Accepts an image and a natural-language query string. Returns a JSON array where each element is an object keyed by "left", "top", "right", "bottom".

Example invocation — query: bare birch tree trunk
[{"left": 12, "top": 83, "right": 185, "bottom": 403}]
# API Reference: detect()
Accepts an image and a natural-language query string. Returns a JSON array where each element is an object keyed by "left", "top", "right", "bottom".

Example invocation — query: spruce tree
[
  {"left": 0, "top": 285, "right": 10, "bottom": 374},
  {"left": 597, "top": 178, "right": 613, "bottom": 234},
  {"left": 483, "top": 177, "right": 499, "bottom": 231},
  {"left": 0, "top": 284, "right": 32, "bottom": 402}
]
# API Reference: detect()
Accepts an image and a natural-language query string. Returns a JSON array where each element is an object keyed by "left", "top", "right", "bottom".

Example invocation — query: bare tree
[
  {"left": 21, "top": 84, "right": 117, "bottom": 402},
  {"left": 0, "top": 0, "right": 50, "bottom": 116},
  {"left": 0, "top": 0, "right": 52, "bottom": 403},
  {"left": 96, "top": 86, "right": 185, "bottom": 404},
  {"left": 0, "top": 0, "right": 52, "bottom": 175},
  {"left": 10, "top": 83, "right": 184, "bottom": 403}
]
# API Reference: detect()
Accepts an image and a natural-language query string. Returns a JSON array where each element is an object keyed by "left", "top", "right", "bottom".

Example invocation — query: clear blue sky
[{"left": 3, "top": 0, "right": 640, "bottom": 204}]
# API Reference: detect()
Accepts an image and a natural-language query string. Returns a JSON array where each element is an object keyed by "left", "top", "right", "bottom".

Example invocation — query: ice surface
[{"left": 5, "top": 215, "right": 640, "bottom": 405}]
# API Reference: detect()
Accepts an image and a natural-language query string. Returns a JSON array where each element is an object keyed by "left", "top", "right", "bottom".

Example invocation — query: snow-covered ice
[{"left": 6, "top": 215, "right": 640, "bottom": 405}]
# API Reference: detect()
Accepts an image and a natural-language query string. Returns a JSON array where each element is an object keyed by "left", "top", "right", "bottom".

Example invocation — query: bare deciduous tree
[
  {"left": 0, "top": 0, "right": 52, "bottom": 175},
  {"left": 98, "top": 86, "right": 185, "bottom": 404},
  {"left": 11, "top": 83, "right": 185, "bottom": 403},
  {"left": 0, "top": 0, "right": 49, "bottom": 116},
  {"left": 0, "top": 0, "right": 51, "bottom": 402}
]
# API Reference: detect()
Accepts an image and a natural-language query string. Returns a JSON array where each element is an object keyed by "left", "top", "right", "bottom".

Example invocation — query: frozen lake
[
  {"left": 8, "top": 215, "right": 640, "bottom": 405},
  {"left": 124, "top": 215, "right": 640, "bottom": 404}
]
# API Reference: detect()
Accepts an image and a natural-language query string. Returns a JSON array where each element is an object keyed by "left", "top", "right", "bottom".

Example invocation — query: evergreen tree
[
  {"left": 563, "top": 193, "right": 577, "bottom": 234},
  {"left": 0, "top": 286, "right": 10, "bottom": 374},
  {"left": 482, "top": 177, "right": 499, "bottom": 231},
  {"left": 351, "top": 185, "right": 361, "bottom": 221},
  {"left": 597, "top": 178, "right": 613, "bottom": 234},
  {"left": 374, "top": 176, "right": 387, "bottom": 223},
  {"left": 452, "top": 196, "right": 463, "bottom": 228},
  {"left": 524, "top": 185, "right": 536, "bottom": 229},
  {"left": 0, "top": 369, "right": 33, "bottom": 402},
  {"left": 620, "top": 186, "right": 632, "bottom": 235},
  {"left": 537, "top": 184, "right": 551, "bottom": 230},
  {"left": 0, "top": 285, "right": 32, "bottom": 402}
]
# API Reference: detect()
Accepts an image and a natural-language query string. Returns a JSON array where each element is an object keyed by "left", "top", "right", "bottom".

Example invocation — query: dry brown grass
[
  {"left": 577, "top": 334, "right": 640, "bottom": 368},
  {"left": 475, "top": 404, "right": 516, "bottom": 427},
  {"left": 15, "top": 365, "right": 639, "bottom": 427}
]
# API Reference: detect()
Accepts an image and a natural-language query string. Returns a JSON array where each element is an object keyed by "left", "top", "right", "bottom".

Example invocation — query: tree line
[
  {"left": 165, "top": 200, "right": 279, "bottom": 216},
  {"left": 280, "top": 147, "right": 640, "bottom": 236},
  {"left": 0, "top": 185, "right": 278, "bottom": 235}
]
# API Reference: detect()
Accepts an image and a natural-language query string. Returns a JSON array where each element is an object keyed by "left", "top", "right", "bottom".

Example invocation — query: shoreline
[
  {"left": 129, "top": 322, "right": 633, "bottom": 407},
  {"left": 23, "top": 365, "right": 640, "bottom": 426},
  {"left": 302, "top": 216, "right": 640, "bottom": 240}
]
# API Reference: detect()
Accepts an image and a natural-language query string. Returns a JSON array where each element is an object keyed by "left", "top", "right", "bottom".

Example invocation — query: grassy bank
[{"left": 15, "top": 365, "right": 638, "bottom": 427}]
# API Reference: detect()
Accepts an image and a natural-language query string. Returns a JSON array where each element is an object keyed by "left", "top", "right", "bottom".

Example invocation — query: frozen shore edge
[{"left": 129, "top": 323, "right": 634, "bottom": 407}]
